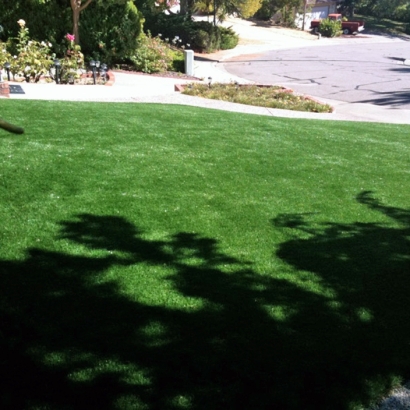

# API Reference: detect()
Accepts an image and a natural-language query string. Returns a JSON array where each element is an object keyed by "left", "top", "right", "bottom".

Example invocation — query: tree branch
[{"left": 79, "top": 0, "right": 94, "bottom": 12}]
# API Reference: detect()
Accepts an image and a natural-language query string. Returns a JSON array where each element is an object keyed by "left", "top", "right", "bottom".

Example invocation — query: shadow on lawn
[{"left": 0, "top": 192, "right": 409, "bottom": 409}]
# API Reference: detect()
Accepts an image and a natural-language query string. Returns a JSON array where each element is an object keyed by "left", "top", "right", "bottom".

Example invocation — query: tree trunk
[
  {"left": 72, "top": 6, "right": 80, "bottom": 44},
  {"left": 70, "top": 0, "right": 94, "bottom": 46}
]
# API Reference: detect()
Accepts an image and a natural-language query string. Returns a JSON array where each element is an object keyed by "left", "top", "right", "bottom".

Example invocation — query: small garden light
[
  {"left": 4, "top": 62, "right": 11, "bottom": 81},
  {"left": 89, "top": 60, "right": 97, "bottom": 85},
  {"left": 99, "top": 63, "right": 108, "bottom": 81},
  {"left": 53, "top": 59, "right": 61, "bottom": 84}
]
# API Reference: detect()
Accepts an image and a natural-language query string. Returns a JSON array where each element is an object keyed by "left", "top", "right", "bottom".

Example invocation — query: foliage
[
  {"left": 237, "top": 0, "right": 262, "bottom": 18},
  {"left": 219, "top": 26, "right": 239, "bottom": 49},
  {"left": 0, "top": 0, "right": 143, "bottom": 65},
  {"left": 5, "top": 19, "right": 53, "bottom": 82},
  {"left": 143, "top": 13, "right": 238, "bottom": 53},
  {"left": 343, "top": 0, "right": 410, "bottom": 22},
  {"left": 129, "top": 32, "right": 175, "bottom": 73},
  {"left": 254, "top": 0, "right": 276, "bottom": 20},
  {"left": 193, "top": 21, "right": 222, "bottom": 52},
  {"left": 170, "top": 47, "right": 185, "bottom": 72},
  {"left": 143, "top": 12, "right": 192, "bottom": 43},
  {"left": 338, "top": 0, "right": 357, "bottom": 17},
  {"left": 353, "top": 13, "right": 407, "bottom": 34},
  {"left": 0, "top": 42, "right": 13, "bottom": 72},
  {"left": 182, "top": 82, "right": 333, "bottom": 112},
  {"left": 318, "top": 17, "right": 342, "bottom": 37},
  {"left": 254, "top": 0, "right": 302, "bottom": 22},
  {"left": 80, "top": 0, "right": 143, "bottom": 64},
  {"left": 59, "top": 34, "right": 85, "bottom": 83},
  {"left": 0, "top": 21, "right": 86, "bottom": 83},
  {"left": 194, "top": 0, "right": 214, "bottom": 14},
  {"left": 357, "top": 0, "right": 409, "bottom": 20},
  {"left": 0, "top": 0, "right": 70, "bottom": 53}
]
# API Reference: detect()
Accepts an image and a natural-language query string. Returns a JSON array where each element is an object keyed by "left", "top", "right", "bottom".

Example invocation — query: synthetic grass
[{"left": 0, "top": 99, "right": 409, "bottom": 410}]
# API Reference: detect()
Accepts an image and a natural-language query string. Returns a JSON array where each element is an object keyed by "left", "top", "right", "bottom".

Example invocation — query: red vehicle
[{"left": 311, "top": 13, "right": 365, "bottom": 35}]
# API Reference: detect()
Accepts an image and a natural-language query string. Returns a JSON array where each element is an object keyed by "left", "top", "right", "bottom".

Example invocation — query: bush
[
  {"left": 0, "top": 0, "right": 70, "bottom": 53},
  {"left": 142, "top": 13, "right": 238, "bottom": 53},
  {"left": 319, "top": 18, "right": 342, "bottom": 37},
  {"left": 5, "top": 19, "right": 53, "bottom": 82},
  {"left": 79, "top": 0, "right": 143, "bottom": 64},
  {"left": 171, "top": 50, "right": 185, "bottom": 72},
  {"left": 254, "top": 1, "right": 274, "bottom": 21},
  {"left": 219, "top": 26, "right": 239, "bottom": 50},
  {"left": 143, "top": 13, "right": 194, "bottom": 47},
  {"left": 130, "top": 33, "right": 174, "bottom": 73},
  {"left": 59, "top": 34, "right": 85, "bottom": 84},
  {"left": 192, "top": 22, "right": 221, "bottom": 52},
  {"left": 0, "top": 0, "right": 143, "bottom": 65}
]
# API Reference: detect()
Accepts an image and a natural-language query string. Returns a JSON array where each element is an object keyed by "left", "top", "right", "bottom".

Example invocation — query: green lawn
[
  {"left": 356, "top": 13, "right": 408, "bottom": 35},
  {"left": 0, "top": 100, "right": 409, "bottom": 410}
]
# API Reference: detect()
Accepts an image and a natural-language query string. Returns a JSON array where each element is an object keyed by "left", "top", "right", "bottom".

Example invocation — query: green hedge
[
  {"left": 80, "top": 1, "right": 143, "bottom": 64},
  {"left": 143, "top": 14, "right": 238, "bottom": 53},
  {"left": 0, "top": 0, "right": 143, "bottom": 64}
]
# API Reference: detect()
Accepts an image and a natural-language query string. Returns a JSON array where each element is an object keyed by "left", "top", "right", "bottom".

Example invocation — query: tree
[
  {"left": 237, "top": 0, "right": 263, "bottom": 18},
  {"left": 80, "top": 0, "right": 142, "bottom": 63},
  {"left": 70, "top": 0, "right": 94, "bottom": 45}
]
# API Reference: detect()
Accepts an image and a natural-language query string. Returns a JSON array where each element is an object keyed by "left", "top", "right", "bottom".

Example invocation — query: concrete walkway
[{"left": 5, "top": 16, "right": 410, "bottom": 125}]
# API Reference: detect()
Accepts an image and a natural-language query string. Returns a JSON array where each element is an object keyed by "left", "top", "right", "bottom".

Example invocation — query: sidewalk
[{"left": 4, "top": 16, "right": 410, "bottom": 125}]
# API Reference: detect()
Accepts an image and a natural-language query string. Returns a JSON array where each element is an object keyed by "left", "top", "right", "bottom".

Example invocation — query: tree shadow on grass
[{"left": 1, "top": 192, "right": 409, "bottom": 409}]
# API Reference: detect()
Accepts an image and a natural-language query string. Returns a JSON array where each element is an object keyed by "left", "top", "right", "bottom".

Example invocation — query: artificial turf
[{"left": 0, "top": 99, "right": 409, "bottom": 410}]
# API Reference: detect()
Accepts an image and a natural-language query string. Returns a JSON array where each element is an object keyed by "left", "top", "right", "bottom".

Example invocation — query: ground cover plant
[
  {"left": 355, "top": 13, "right": 408, "bottom": 35},
  {"left": 0, "top": 99, "right": 409, "bottom": 410},
  {"left": 182, "top": 82, "right": 333, "bottom": 112}
]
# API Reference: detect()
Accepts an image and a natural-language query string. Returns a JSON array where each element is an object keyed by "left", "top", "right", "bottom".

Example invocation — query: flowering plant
[
  {"left": 131, "top": 32, "right": 175, "bottom": 73},
  {"left": 7, "top": 19, "right": 53, "bottom": 82},
  {"left": 66, "top": 33, "right": 75, "bottom": 43},
  {"left": 0, "top": 43, "right": 13, "bottom": 73},
  {"left": 60, "top": 33, "right": 84, "bottom": 83}
]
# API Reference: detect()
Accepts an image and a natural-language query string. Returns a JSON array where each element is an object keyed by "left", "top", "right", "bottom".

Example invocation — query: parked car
[{"left": 311, "top": 13, "right": 365, "bottom": 35}]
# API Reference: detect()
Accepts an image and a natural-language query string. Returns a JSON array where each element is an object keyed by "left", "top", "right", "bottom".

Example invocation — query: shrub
[
  {"left": 59, "top": 33, "right": 85, "bottom": 84},
  {"left": 6, "top": 19, "right": 53, "bottom": 82},
  {"left": 130, "top": 33, "right": 174, "bottom": 73},
  {"left": 142, "top": 13, "right": 238, "bottom": 53},
  {"left": 254, "top": 0, "right": 275, "bottom": 20},
  {"left": 219, "top": 26, "right": 239, "bottom": 50},
  {"left": 0, "top": 42, "right": 13, "bottom": 68},
  {"left": 79, "top": 0, "right": 143, "bottom": 64},
  {"left": 170, "top": 50, "right": 185, "bottom": 72},
  {"left": 0, "top": 0, "right": 70, "bottom": 53},
  {"left": 319, "top": 18, "right": 342, "bottom": 37},
  {"left": 192, "top": 22, "right": 221, "bottom": 52},
  {"left": 237, "top": 0, "right": 262, "bottom": 19}
]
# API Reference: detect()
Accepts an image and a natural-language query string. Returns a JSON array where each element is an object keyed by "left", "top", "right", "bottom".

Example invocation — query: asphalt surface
[
  {"left": 223, "top": 40, "right": 410, "bottom": 108},
  {"left": 3, "top": 16, "right": 410, "bottom": 125}
]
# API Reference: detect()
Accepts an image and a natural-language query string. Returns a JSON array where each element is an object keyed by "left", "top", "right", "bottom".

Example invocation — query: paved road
[{"left": 223, "top": 39, "right": 410, "bottom": 108}]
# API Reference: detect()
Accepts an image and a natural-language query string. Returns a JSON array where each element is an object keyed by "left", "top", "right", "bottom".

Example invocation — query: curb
[
  {"left": 0, "top": 82, "right": 10, "bottom": 98},
  {"left": 105, "top": 70, "right": 115, "bottom": 86}
]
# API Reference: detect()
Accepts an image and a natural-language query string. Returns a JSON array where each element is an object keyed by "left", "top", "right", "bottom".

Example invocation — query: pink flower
[{"left": 66, "top": 33, "right": 75, "bottom": 42}]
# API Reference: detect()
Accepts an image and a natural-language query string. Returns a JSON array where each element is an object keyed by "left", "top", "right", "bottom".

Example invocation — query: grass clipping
[{"left": 182, "top": 82, "right": 333, "bottom": 113}]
